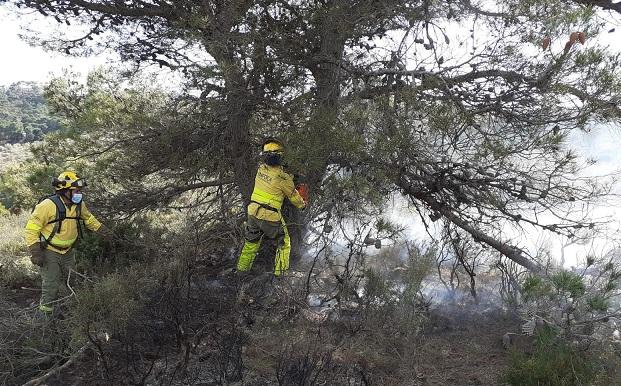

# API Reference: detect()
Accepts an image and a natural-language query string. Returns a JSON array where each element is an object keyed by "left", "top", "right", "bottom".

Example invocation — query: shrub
[
  {"left": 551, "top": 270, "right": 586, "bottom": 298},
  {"left": 514, "top": 255, "right": 621, "bottom": 385},
  {"left": 0, "top": 212, "right": 37, "bottom": 288},
  {"left": 0, "top": 161, "right": 56, "bottom": 210},
  {"left": 503, "top": 327, "right": 595, "bottom": 386},
  {"left": 0, "top": 203, "right": 8, "bottom": 216},
  {"left": 0, "top": 299, "right": 74, "bottom": 385},
  {"left": 74, "top": 217, "right": 165, "bottom": 275},
  {"left": 521, "top": 276, "right": 553, "bottom": 302}
]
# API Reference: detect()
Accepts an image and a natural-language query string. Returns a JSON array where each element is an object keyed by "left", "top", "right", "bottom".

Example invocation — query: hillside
[{"left": 0, "top": 82, "right": 63, "bottom": 144}]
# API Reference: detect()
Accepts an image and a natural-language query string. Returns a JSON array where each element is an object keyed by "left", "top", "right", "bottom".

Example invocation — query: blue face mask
[{"left": 71, "top": 192, "right": 83, "bottom": 204}]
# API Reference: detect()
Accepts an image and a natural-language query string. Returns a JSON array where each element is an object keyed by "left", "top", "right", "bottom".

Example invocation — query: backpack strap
[
  {"left": 76, "top": 203, "right": 84, "bottom": 239},
  {"left": 42, "top": 195, "right": 66, "bottom": 247},
  {"left": 39, "top": 194, "right": 85, "bottom": 248}
]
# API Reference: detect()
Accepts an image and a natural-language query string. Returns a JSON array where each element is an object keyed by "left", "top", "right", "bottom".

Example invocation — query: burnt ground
[
  {"left": 0, "top": 267, "right": 522, "bottom": 386},
  {"left": 416, "top": 304, "right": 520, "bottom": 386}
]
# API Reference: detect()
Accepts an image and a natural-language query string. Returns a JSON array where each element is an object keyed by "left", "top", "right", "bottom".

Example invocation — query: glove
[
  {"left": 29, "top": 244, "right": 45, "bottom": 267},
  {"left": 296, "top": 183, "right": 310, "bottom": 205}
]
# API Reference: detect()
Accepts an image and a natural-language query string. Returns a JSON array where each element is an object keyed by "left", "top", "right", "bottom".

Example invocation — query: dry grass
[
  {"left": 0, "top": 212, "right": 29, "bottom": 254},
  {"left": 0, "top": 212, "right": 37, "bottom": 288}
]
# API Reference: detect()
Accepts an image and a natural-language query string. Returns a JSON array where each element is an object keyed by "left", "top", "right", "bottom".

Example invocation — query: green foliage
[
  {"left": 73, "top": 231, "right": 107, "bottom": 273},
  {"left": 520, "top": 263, "right": 618, "bottom": 331},
  {"left": 0, "top": 82, "right": 63, "bottom": 144},
  {"left": 0, "top": 143, "right": 31, "bottom": 173},
  {"left": 586, "top": 295, "right": 608, "bottom": 312},
  {"left": 74, "top": 218, "right": 159, "bottom": 275},
  {"left": 26, "top": 70, "right": 196, "bottom": 218},
  {"left": 0, "top": 159, "right": 60, "bottom": 209},
  {"left": 551, "top": 270, "right": 586, "bottom": 298},
  {"left": 516, "top": 258, "right": 621, "bottom": 384},
  {"left": 68, "top": 263, "right": 159, "bottom": 344},
  {"left": 521, "top": 276, "right": 553, "bottom": 301},
  {"left": 402, "top": 243, "right": 436, "bottom": 305},
  {"left": 361, "top": 242, "right": 434, "bottom": 333},
  {"left": 362, "top": 268, "right": 393, "bottom": 306},
  {"left": 503, "top": 327, "right": 595, "bottom": 386}
]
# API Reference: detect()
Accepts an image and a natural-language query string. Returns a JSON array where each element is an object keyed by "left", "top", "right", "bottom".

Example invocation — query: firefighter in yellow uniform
[
  {"left": 236, "top": 139, "right": 308, "bottom": 277},
  {"left": 24, "top": 171, "right": 111, "bottom": 315}
]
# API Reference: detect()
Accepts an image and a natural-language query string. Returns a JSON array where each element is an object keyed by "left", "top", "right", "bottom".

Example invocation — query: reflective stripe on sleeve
[{"left": 25, "top": 221, "right": 43, "bottom": 231}]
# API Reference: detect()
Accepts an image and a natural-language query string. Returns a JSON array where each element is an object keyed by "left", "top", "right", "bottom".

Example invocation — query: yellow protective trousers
[{"left": 236, "top": 215, "right": 290, "bottom": 276}]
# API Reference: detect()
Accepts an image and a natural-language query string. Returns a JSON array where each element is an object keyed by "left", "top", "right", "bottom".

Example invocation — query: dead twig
[{"left": 22, "top": 342, "right": 93, "bottom": 386}]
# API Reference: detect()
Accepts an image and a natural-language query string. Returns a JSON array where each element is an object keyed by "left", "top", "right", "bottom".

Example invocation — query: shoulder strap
[
  {"left": 48, "top": 195, "right": 66, "bottom": 222},
  {"left": 42, "top": 197, "right": 85, "bottom": 246},
  {"left": 32, "top": 195, "right": 51, "bottom": 214},
  {"left": 76, "top": 202, "right": 83, "bottom": 239},
  {"left": 41, "top": 195, "right": 65, "bottom": 246}
]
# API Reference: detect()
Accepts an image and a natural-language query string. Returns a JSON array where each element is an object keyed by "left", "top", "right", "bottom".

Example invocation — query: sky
[
  {"left": 0, "top": 6, "right": 114, "bottom": 86},
  {"left": 2, "top": 3, "right": 621, "bottom": 266}
]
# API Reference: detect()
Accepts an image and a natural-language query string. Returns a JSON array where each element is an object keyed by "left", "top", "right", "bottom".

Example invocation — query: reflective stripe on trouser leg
[
  {"left": 39, "top": 304, "right": 54, "bottom": 313},
  {"left": 237, "top": 239, "right": 262, "bottom": 272},
  {"left": 274, "top": 222, "right": 290, "bottom": 277}
]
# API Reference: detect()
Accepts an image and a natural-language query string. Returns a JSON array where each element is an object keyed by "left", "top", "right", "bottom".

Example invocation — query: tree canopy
[{"left": 4, "top": 0, "right": 621, "bottom": 272}]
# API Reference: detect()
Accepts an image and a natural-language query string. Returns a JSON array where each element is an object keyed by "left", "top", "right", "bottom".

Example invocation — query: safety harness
[
  {"left": 250, "top": 200, "right": 279, "bottom": 216},
  {"left": 35, "top": 194, "right": 84, "bottom": 250}
]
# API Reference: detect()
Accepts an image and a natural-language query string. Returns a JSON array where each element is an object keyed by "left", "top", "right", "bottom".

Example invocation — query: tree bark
[{"left": 288, "top": 1, "right": 348, "bottom": 264}]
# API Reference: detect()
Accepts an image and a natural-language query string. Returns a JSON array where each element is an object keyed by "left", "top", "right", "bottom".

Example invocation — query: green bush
[
  {"left": 67, "top": 263, "right": 159, "bottom": 346},
  {"left": 521, "top": 276, "right": 553, "bottom": 301},
  {"left": 586, "top": 295, "right": 609, "bottom": 312},
  {"left": 0, "top": 160, "right": 58, "bottom": 210},
  {"left": 359, "top": 242, "right": 433, "bottom": 337},
  {"left": 503, "top": 327, "right": 595, "bottom": 386},
  {"left": 551, "top": 271, "right": 586, "bottom": 298},
  {"left": 74, "top": 217, "right": 163, "bottom": 275}
]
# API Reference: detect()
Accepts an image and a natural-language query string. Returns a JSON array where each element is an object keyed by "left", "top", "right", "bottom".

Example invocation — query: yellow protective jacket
[
  {"left": 24, "top": 197, "right": 102, "bottom": 254},
  {"left": 248, "top": 164, "right": 306, "bottom": 222}
]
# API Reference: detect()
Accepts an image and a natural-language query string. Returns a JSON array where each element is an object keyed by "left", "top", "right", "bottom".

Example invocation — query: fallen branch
[{"left": 22, "top": 342, "right": 93, "bottom": 386}]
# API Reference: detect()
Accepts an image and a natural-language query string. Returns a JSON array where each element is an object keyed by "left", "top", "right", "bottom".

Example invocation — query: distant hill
[{"left": 0, "top": 82, "right": 63, "bottom": 144}]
